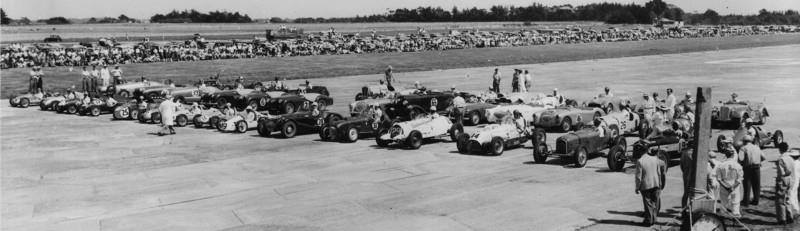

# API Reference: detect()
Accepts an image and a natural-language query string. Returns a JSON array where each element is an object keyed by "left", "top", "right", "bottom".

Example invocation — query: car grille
[
  {"left": 468, "top": 141, "right": 483, "bottom": 153},
  {"left": 719, "top": 107, "right": 731, "bottom": 120},
  {"left": 556, "top": 139, "right": 567, "bottom": 154},
  {"left": 389, "top": 126, "right": 402, "bottom": 138}
]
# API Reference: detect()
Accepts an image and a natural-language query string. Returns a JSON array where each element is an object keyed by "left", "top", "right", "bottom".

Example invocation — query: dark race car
[
  {"left": 262, "top": 90, "right": 334, "bottom": 114},
  {"left": 79, "top": 97, "right": 121, "bottom": 116},
  {"left": 717, "top": 125, "right": 784, "bottom": 151},
  {"left": 257, "top": 110, "right": 344, "bottom": 138},
  {"left": 56, "top": 98, "right": 85, "bottom": 114},
  {"left": 382, "top": 91, "right": 455, "bottom": 121},
  {"left": 461, "top": 102, "right": 500, "bottom": 126},
  {"left": 531, "top": 125, "right": 626, "bottom": 168},
  {"left": 319, "top": 114, "right": 394, "bottom": 143}
]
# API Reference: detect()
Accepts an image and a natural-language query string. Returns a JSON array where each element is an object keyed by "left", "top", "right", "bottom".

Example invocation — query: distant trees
[
  {"left": 150, "top": 10, "right": 252, "bottom": 23},
  {"left": 269, "top": 17, "right": 286, "bottom": 23},
  {"left": 685, "top": 9, "right": 800, "bottom": 25},
  {"left": 42, "top": 17, "right": 70, "bottom": 24},
  {"left": 1, "top": 8, "right": 10, "bottom": 25},
  {"left": 86, "top": 14, "right": 138, "bottom": 24}
]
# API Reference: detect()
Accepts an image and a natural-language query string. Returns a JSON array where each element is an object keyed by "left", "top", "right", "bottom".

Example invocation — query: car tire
[
  {"left": 345, "top": 127, "right": 359, "bottom": 143},
  {"left": 456, "top": 133, "right": 470, "bottom": 154},
  {"left": 773, "top": 130, "right": 784, "bottom": 147},
  {"left": 406, "top": 131, "right": 423, "bottom": 150},
  {"left": 176, "top": 115, "right": 188, "bottom": 127},
  {"left": 257, "top": 120, "right": 272, "bottom": 137},
  {"left": 19, "top": 98, "right": 30, "bottom": 108},
  {"left": 209, "top": 116, "right": 219, "bottom": 129},
  {"left": 40, "top": 101, "right": 48, "bottom": 110},
  {"left": 607, "top": 144, "right": 626, "bottom": 172},
  {"left": 316, "top": 100, "right": 328, "bottom": 111},
  {"left": 283, "top": 103, "right": 295, "bottom": 114},
  {"left": 152, "top": 112, "right": 162, "bottom": 124},
  {"left": 560, "top": 117, "right": 572, "bottom": 132},
  {"left": 217, "top": 119, "right": 227, "bottom": 132},
  {"left": 716, "top": 134, "right": 727, "bottom": 152},
  {"left": 355, "top": 93, "right": 365, "bottom": 101},
  {"left": 116, "top": 107, "right": 129, "bottom": 119},
  {"left": 376, "top": 129, "right": 390, "bottom": 147},
  {"left": 235, "top": 120, "right": 248, "bottom": 133},
  {"left": 282, "top": 121, "right": 297, "bottom": 138},
  {"left": 469, "top": 111, "right": 481, "bottom": 126},
  {"left": 90, "top": 107, "right": 101, "bottom": 116},
  {"left": 532, "top": 129, "right": 548, "bottom": 163},
  {"left": 193, "top": 115, "right": 204, "bottom": 128},
  {"left": 248, "top": 100, "right": 259, "bottom": 110},
  {"left": 9, "top": 98, "right": 16, "bottom": 107},
  {"left": 449, "top": 124, "right": 464, "bottom": 142},
  {"left": 119, "top": 90, "right": 130, "bottom": 99},
  {"left": 489, "top": 137, "right": 505, "bottom": 156},
  {"left": 67, "top": 105, "right": 78, "bottom": 114},
  {"left": 574, "top": 147, "right": 588, "bottom": 168},
  {"left": 319, "top": 127, "right": 331, "bottom": 141}
]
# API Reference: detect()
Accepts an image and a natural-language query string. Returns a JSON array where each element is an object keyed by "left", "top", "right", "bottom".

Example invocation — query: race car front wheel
[
  {"left": 456, "top": 133, "right": 470, "bottom": 154},
  {"left": 19, "top": 98, "right": 30, "bottom": 108},
  {"left": 574, "top": 147, "right": 588, "bottom": 168},
  {"left": 176, "top": 115, "right": 188, "bottom": 127},
  {"left": 235, "top": 121, "right": 248, "bottom": 133},
  {"left": 489, "top": 137, "right": 505, "bottom": 156},
  {"left": 406, "top": 131, "right": 423, "bottom": 150},
  {"left": 282, "top": 121, "right": 297, "bottom": 138},
  {"left": 193, "top": 115, "right": 204, "bottom": 128},
  {"left": 376, "top": 129, "right": 390, "bottom": 147},
  {"left": 345, "top": 127, "right": 359, "bottom": 143},
  {"left": 607, "top": 145, "right": 626, "bottom": 172}
]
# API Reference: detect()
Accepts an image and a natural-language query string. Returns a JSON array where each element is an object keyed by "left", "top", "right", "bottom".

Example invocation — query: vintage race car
[
  {"left": 535, "top": 106, "right": 605, "bottom": 132},
  {"left": 257, "top": 111, "right": 344, "bottom": 138},
  {"left": 217, "top": 109, "right": 274, "bottom": 133},
  {"left": 531, "top": 126, "right": 626, "bottom": 168},
  {"left": 56, "top": 98, "right": 84, "bottom": 114},
  {"left": 192, "top": 108, "right": 224, "bottom": 128},
  {"left": 717, "top": 125, "right": 784, "bottom": 151},
  {"left": 349, "top": 98, "right": 394, "bottom": 117},
  {"left": 608, "top": 135, "right": 690, "bottom": 172},
  {"left": 204, "top": 88, "right": 287, "bottom": 110},
  {"left": 141, "top": 86, "right": 219, "bottom": 103},
  {"left": 355, "top": 84, "right": 392, "bottom": 100},
  {"left": 113, "top": 100, "right": 146, "bottom": 120},
  {"left": 598, "top": 110, "right": 641, "bottom": 136},
  {"left": 711, "top": 101, "right": 768, "bottom": 126},
  {"left": 382, "top": 91, "right": 455, "bottom": 120},
  {"left": 484, "top": 104, "right": 550, "bottom": 125},
  {"left": 39, "top": 95, "right": 66, "bottom": 111},
  {"left": 461, "top": 102, "right": 500, "bottom": 126},
  {"left": 143, "top": 105, "right": 199, "bottom": 127},
  {"left": 586, "top": 95, "right": 631, "bottom": 113},
  {"left": 9, "top": 93, "right": 46, "bottom": 108},
  {"left": 375, "top": 115, "right": 464, "bottom": 149},
  {"left": 107, "top": 81, "right": 165, "bottom": 98},
  {"left": 456, "top": 122, "right": 532, "bottom": 155},
  {"left": 79, "top": 97, "right": 121, "bottom": 116},
  {"left": 263, "top": 92, "right": 334, "bottom": 114},
  {"left": 319, "top": 115, "right": 393, "bottom": 143}
]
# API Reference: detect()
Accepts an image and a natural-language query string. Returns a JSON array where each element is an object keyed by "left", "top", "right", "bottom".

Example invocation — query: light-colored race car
[
  {"left": 375, "top": 115, "right": 463, "bottom": 149},
  {"left": 107, "top": 81, "right": 165, "bottom": 98},
  {"left": 144, "top": 105, "right": 199, "bottom": 127},
  {"left": 39, "top": 95, "right": 66, "bottom": 111},
  {"left": 192, "top": 108, "right": 224, "bottom": 128},
  {"left": 456, "top": 121, "right": 533, "bottom": 155},
  {"left": 484, "top": 104, "right": 551, "bottom": 125},
  {"left": 712, "top": 101, "right": 768, "bottom": 126},
  {"left": 535, "top": 106, "right": 605, "bottom": 132},
  {"left": 217, "top": 108, "right": 274, "bottom": 133},
  {"left": 349, "top": 98, "right": 394, "bottom": 117},
  {"left": 9, "top": 93, "right": 46, "bottom": 108},
  {"left": 586, "top": 95, "right": 631, "bottom": 113},
  {"left": 597, "top": 110, "right": 641, "bottom": 136}
]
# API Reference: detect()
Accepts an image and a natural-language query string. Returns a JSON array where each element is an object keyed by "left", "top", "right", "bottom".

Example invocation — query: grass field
[
  {"left": 2, "top": 33, "right": 800, "bottom": 98},
  {"left": 1, "top": 21, "right": 609, "bottom": 43}
]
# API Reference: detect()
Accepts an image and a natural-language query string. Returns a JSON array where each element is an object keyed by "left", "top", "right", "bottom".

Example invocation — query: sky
[{"left": 2, "top": 0, "right": 799, "bottom": 20}]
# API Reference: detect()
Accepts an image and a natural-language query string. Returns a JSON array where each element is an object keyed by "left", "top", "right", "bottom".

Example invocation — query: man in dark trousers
[
  {"left": 635, "top": 148, "right": 667, "bottom": 226},
  {"left": 491, "top": 68, "right": 501, "bottom": 93},
  {"left": 739, "top": 135, "right": 764, "bottom": 206},
  {"left": 775, "top": 142, "right": 794, "bottom": 224}
]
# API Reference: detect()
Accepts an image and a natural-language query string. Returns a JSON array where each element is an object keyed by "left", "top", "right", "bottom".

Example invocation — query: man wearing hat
[
  {"left": 635, "top": 147, "right": 667, "bottom": 226},
  {"left": 680, "top": 91, "right": 694, "bottom": 106},
  {"left": 729, "top": 93, "right": 740, "bottom": 104},
  {"left": 716, "top": 136, "right": 744, "bottom": 217},
  {"left": 742, "top": 118, "right": 757, "bottom": 138},
  {"left": 776, "top": 142, "right": 795, "bottom": 224},
  {"left": 384, "top": 66, "right": 395, "bottom": 89},
  {"left": 111, "top": 65, "right": 124, "bottom": 85},
  {"left": 511, "top": 69, "right": 520, "bottom": 93},
  {"left": 642, "top": 93, "right": 656, "bottom": 120},
  {"left": 157, "top": 94, "right": 178, "bottom": 136},
  {"left": 451, "top": 90, "right": 466, "bottom": 127},
  {"left": 603, "top": 86, "right": 614, "bottom": 98},
  {"left": 739, "top": 134, "right": 765, "bottom": 206}
]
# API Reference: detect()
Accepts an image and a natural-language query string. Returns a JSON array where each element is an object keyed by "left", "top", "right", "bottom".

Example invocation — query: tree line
[
  {"left": 150, "top": 10, "right": 252, "bottom": 23},
  {"left": 684, "top": 9, "right": 800, "bottom": 25}
]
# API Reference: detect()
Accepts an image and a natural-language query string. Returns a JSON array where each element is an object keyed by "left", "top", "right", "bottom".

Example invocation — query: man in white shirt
[
  {"left": 665, "top": 88, "right": 677, "bottom": 120},
  {"left": 111, "top": 65, "right": 123, "bottom": 85},
  {"left": 99, "top": 65, "right": 112, "bottom": 92}
]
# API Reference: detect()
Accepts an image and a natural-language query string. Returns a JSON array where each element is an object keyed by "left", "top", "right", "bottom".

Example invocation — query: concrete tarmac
[{"left": 2, "top": 45, "right": 799, "bottom": 231}]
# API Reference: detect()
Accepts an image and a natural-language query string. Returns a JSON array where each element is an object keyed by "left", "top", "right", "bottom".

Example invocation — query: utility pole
[{"left": 683, "top": 87, "right": 715, "bottom": 229}]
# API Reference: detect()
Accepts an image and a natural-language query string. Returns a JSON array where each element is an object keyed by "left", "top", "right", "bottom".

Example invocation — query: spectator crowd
[{"left": 2, "top": 25, "right": 797, "bottom": 69}]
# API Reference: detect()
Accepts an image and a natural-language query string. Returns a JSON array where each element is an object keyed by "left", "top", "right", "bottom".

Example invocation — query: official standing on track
[
  {"left": 635, "top": 148, "right": 667, "bottom": 226},
  {"left": 717, "top": 138, "right": 744, "bottom": 217},
  {"left": 451, "top": 90, "right": 466, "bottom": 127},
  {"left": 739, "top": 135, "right": 764, "bottom": 206},
  {"left": 524, "top": 70, "right": 532, "bottom": 92},
  {"left": 511, "top": 69, "right": 519, "bottom": 93},
  {"left": 158, "top": 95, "right": 178, "bottom": 136},
  {"left": 775, "top": 142, "right": 795, "bottom": 224},
  {"left": 492, "top": 68, "right": 501, "bottom": 93},
  {"left": 384, "top": 66, "right": 395, "bottom": 89}
]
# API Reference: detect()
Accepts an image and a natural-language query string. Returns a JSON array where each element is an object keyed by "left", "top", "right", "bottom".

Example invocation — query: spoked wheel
[
  {"left": 344, "top": 127, "right": 359, "bottom": 143},
  {"left": 176, "top": 115, "right": 188, "bottom": 127},
  {"left": 90, "top": 107, "right": 101, "bottom": 116},
  {"left": 282, "top": 121, "right": 297, "bottom": 138},
  {"left": 235, "top": 121, "right": 248, "bottom": 133},
  {"left": 489, "top": 137, "right": 505, "bottom": 156},
  {"left": 151, "top": 112, "right": 162, "bottom": 124},
  {"left": 607, "top": 145, "right": 627, "bottom": 172},
  {"left": 560, "top": 117, "right": 572, "bottom": 132},
  {"left": 469, "top": 111, "right": 481, "bottom": 126},
  {"left": 67, "top": 105, "right": 78, "bottom": 114},
  {"left": 574, "top": 147, "right": 588, "bottom": 168},
  {"left": 193, "top": 115, "right": 204, "bottom": 128}
]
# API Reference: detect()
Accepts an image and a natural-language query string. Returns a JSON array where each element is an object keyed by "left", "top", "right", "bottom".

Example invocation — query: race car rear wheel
[
  {"left": 406, "top": 131, "right": 423, "bottom": 150},
  {"left": 119, "top": 90, "right": 130, "bottom": 99},
  {"left": 560, "top": 117, "right": 572, "bottom": 132},
  {"left": 176, "top": 115, "right": 188, "bottom": 127},
  {"left": 209, "top": 116, "right": 220, "bottom": 129},
  {"left": 469, "top": 111, "right": 481, "bottom": 126},
  {"left": 532, "top": 129, "right": 548, "bottom": 163},
  {"left": 773, "top": 130, "right": 784, "bottom": 147},
  {"left": 376, "top": 129, "right": 390, "bottom": 147},
  {"left": 235, "top": 121, "right": 248, "bottom": 133},
  {"left": 90, "top": 107, "right": 101, "bottom": 116},
  {"left": 489, "top": 137, "right": 505, "bottom": 156},
  {"left": 217, "top": 119, "right": 227, "bottom": 132},
  {"left": 607, "top": 145, "right": 627, "bottom": 172},
  {"left": 193, "top": 115, "right": 204, "bottom": 128},
  {"left": 130, "top": 109, "right": 140, "bottom": 122},
  {"left": 19, "top": 98, "right": 30, "bottom": 108},
  {"left": 456, "top": 133, "right": 470, "bottom": 154},
  {"left": 67, "top": 105, "right": 78, "bottom": 114},
  {"left": 40, "top": 101, "right": 48, "bottom": 110},
  {"left": 449, "top": 124, "right": 464, "bottom": 142},
  {"left": 574, "top": 147, "right": 588, "bottom": 168},
  {"left": 282, "top": 121, "right": 297, "bottom": 138},
  {"left": 152, "top": 112, "right": 162, "bottom": 124},
  {"left": 257, "top": 120, "right": 272, "bottom": 137},
  {"left": 345, "top": 127, "right": 359, "bottom": 143},
  {"left": 283, "top": 103, "right": 295, "bottom": 114},
  {"left": 319, "top": 127, "right": 331, "bottom": 141}
]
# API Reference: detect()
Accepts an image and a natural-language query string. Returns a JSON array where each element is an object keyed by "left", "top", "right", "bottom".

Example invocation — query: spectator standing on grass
[
  {"left": 635, "top": 148, "right": 667, "bottom": 227},
  {"left": 100, "top": 65, "right": 111, "bottom": 91},
  {"left": 776, "top": 142, "right": 795, "bottom": 224},
  {"left": 511, "top": 69, "right": 519, "bottom": 92},
  {"left": 524, "top": 70, "right": 532, "bottom": 92},
  {"left": 492, "top": 68, "right": 501, "bottom": 93},
  {"left": 717, "top": 138, "right": 743, "bottom": 217},
  {"left": 81, "top": 66, "right": 91, "bottom": 93},
  {"left": 111, "top": 65, "right": 124, "bottom": 84},
  {"left": 28, "top": 65, "right": 44, "bottom": 94},
  {"left": 739, "top": 135, "right": 764, "bottom": 206}
]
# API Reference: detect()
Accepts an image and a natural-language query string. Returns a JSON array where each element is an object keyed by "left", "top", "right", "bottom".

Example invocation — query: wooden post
[{"left": 692, "top": 87, "right": 713, "bottom": 208}]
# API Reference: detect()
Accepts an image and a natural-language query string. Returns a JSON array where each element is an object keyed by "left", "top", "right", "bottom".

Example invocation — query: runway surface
[{"left": 2, "top": 44, "right": 799, "bottom": 231}]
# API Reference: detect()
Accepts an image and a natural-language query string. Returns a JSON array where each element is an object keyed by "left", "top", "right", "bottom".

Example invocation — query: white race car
[
  {"left": 217, "top": 108, "right": 274, "bottom": 133},
  {"left": 484, "top": 104, "right": 550, "bottom": 125},
  {"left": 456, "top": 121, "right": 533, "bottom": 155},
  {"left": 192, "top": 108, "right": 224, "bottom": 128},
  {"left": 598, "top": 110, "right": 641, "bottom": 136},
  {"left": 376, "top": 115, "right": 463, "bottom": 149}
]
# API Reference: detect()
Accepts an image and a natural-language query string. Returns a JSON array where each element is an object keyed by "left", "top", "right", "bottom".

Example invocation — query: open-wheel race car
[
  {"left": 142, "top": 105, "right": 200, "bottom": 127},
  {"left": 456, "top": 121, "right": 533, "bottom": 155},
  {"left": 217, "top": 108, "right": 275, "bottom": 133},
  {"left": 113, "top": 99, "right": 152, "bottom": 120},
  {"left": 614, "top": 133, "right": 691, "bottom": 172},
  {"left": 106, "top": 81, "right": 165, "bottom": 99},
  {"left": 257, "top": 111, "right": 344, "bottom": 138},
  {"left": 484, "top": 104, "right": 550, "bottom": 125},
  {"left": 319, "top": 115, "right": 393, "bottom": 143},
  {"left": 531, "top": 125, "right": 627, "bottom": 168},
  {"left": 142, "top": 86, "right": 220, "bottom": 104},
  {"left": 598, "top": 110, "right": 642, "bottom": 137},
  {"left": 586, "top": 95, "right": 630, "bottom": 113},
  {"left": 535, "top": 106, "right": 605, "bottom": 132},
  {"left": 56, "top": 98, "right": 84, "bottom": 114},
  {"left": 375, "top": 114, "right": 464, "bottom": 149},
  {"left": 461, "top": 102, "right": 500, "bottom": 126},
  {"left": 78, "top": 97, "right": 121, "bottom": 116},
  {"left": 717, "top": 125, "right": 783, "bottom": 151},
  {"left": 203, "top": 88, "right": 286, "bottom": 110},
  {"left": 192, "top": 107, "right": 225, "bottom": 128},
  {"left": 262, "top": 91, "right": 334, "bottom": 114},
  {"left": 39, "top": 95, "right": 66, "bottom": 111},
  {"left": 9, "top": 93, "right": 47, "bottom": 108},
  {"left": 382, "top": 91, "right": 455, "bottom": 120},
  {"left": 711, "top": 101, "right": 768, "bottom": 127}
]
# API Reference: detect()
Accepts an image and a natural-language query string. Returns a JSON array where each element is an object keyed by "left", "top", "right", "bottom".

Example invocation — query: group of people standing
[
  {"left": 491, "top": 68, "right": 533, "bottom": 94},
  {"left": 79, "top": 64, "right": 125, "bottom": 96}
]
